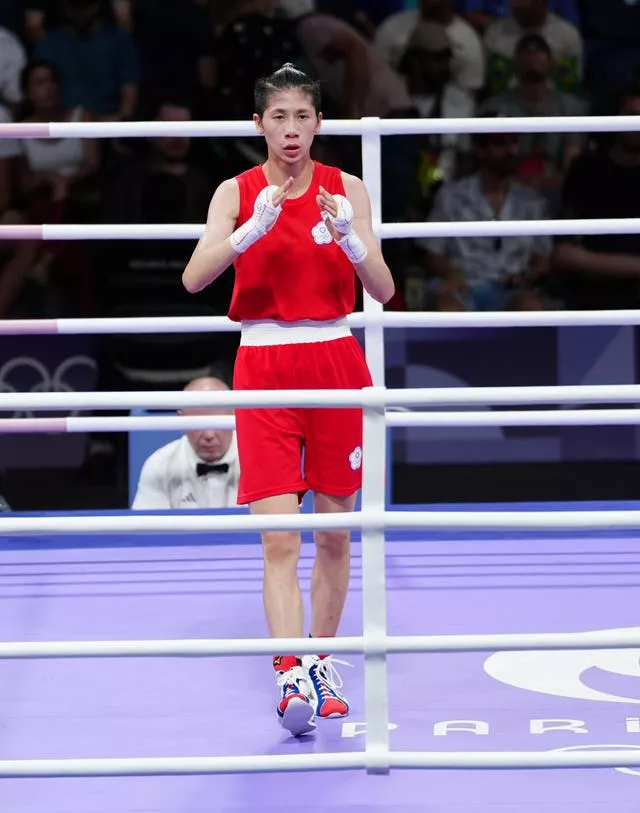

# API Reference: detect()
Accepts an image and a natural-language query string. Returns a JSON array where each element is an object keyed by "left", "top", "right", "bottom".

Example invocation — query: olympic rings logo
[{"left": 0, "top": 355, "right": 97, "bottom": 417}]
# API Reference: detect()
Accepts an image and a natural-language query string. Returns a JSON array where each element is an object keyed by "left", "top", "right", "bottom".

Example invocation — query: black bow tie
[{"left": 196, "top": 462, "right": 229, "bottom": 477}]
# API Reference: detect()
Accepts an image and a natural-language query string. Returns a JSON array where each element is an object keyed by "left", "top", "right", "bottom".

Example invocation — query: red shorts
[{"left": 233, "top": 335, "right": 373, "bottom": 504}]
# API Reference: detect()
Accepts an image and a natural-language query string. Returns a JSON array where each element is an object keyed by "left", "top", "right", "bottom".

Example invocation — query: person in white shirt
[
  {"left": 132, "top": 376, "right": 240, "bottom": 510},
  {"left": 484, "top": 0, "right": 582, "bottom": 94},
  {"left": 375, "top": 0, "right": 486, "bottom": 94},
  {"left": 281, "top": 1, "right": 413, "bottom": 118},
  {"left": 0, "top": 25, "right": 26, "bottom": 111},
  {"left": 400, "top": 21, "right": 475, "bottom": 178}
]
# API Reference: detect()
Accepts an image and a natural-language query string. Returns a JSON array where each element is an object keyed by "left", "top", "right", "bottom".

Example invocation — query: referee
[{"left": 132, "top": 376, "right": 240, "bottom": 510}]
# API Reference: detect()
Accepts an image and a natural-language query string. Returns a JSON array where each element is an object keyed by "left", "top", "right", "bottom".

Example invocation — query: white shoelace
[
  {"left": 316, "top": 656, "right": 353, "bottom": 694},
  {"left": 276, "top": 665, "right": 308, "bottom": 692}
]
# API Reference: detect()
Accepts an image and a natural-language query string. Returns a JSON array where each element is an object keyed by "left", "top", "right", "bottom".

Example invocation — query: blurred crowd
[{"left": 0, "top": 0, "right": 639, "bottom": 330}]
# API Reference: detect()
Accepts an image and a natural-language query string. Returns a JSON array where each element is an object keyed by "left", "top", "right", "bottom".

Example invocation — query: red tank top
[{"left": 228, "top": 162, "right": 356, "bottom": 322}]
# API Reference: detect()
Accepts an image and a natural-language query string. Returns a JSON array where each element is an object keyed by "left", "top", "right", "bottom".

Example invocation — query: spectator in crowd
[
  {"left": 552, "top": 83, "right": 640, "bottom": 310},
  {"left": 18, "top": 60, "right": 100, "bottom": 221},
  {"left": 212, "top": 0, "right": 302, "bottom": 121},
  {"left": 132, "top": 0, "right": 215, "bottom": 117},
  {"left": 480, "top": 34, "right": 586, "bottom": 205},
  {"left": 400, "top": 21, "right": 475, "bottom": 198},
  {"left": 132, "top": 376, "right": 240, "bottom": 510},
  {"left": 580, "top": 0, "right": 640, "bottom": 115},
  {"left": 455, "top": 0, "right": 579, "bottom": 34},
  {"left": 99, "top": 97, "right": 215, "bottom": 317},
  {"left": 280, "top": 0, "right": 413, "bottom": 36},
  {"left": 0, "top": 103, "right": 40, "bottom": 318},
  {"left": 421, "top": 128, "right": 552, "bottom": 311},
  {"left": 484, "top": 0, "right": 582, "bottom": 94},
  {"left": 0, "top": 23, "right": 26, "bottom": 113},
  {"left": 33, "top": 0, "right": 139, "bottom": 121},
  {"left": 24, "top": 0, "right": 131, "bottom": 43},
  {"left": 16, "top": 59, "right": 100, "bottom": 316},
  {"left": 0, "top": 213, "right": 38, "bottom": 318},
  {"left": 95, "top": 98, "right": 230, "bottom": 392},
  {"left": 102, "top": 99, "right": 211, "bottom": 229},
  {"left": 283, "top": 0, "right": 412, "bottom": 119},
  {"left": 381, "top": 19, "right": 476, "bottom": 305},
  {"left": 375, "top": 0, "right": 486, "bottom": 96}
]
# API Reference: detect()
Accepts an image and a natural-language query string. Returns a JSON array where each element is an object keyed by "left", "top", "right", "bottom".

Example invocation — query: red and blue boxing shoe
[
  {"left": 276, "top": 665, "right": 316, "bottom": 736},
  {"left": 303, "top": 655, "right": 351, "bottom": 718}
]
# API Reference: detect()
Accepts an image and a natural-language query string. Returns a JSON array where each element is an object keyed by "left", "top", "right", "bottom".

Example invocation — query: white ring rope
[
  {"left": 4, "top": 310, "right": 640, "bottom": 336},
  {"left": 2, "top": 408, "right": 640, "bottom": 434},
  {"left": 365, "top": 310, "right": 640, "bottom": 328},
  {"left": 3, "top": 748, "right": 640, "bottom": 776},
  {"left": 1, "top": 217, "right": 639, "bottom": 242},
  {"left": 379, "top": 218, "right": 640, "bottom": 240},
  {"left": 0, "top": 384, "right": 638, "bottom": 412},
  {"left": 0, "top": 629, "right": 639, "bottom": 660},
  {"left": 2, "top": 509, "right": 640, "bottom": 535},
  {"left": 2, "top": 114, "right": 640, "bottom": 139}
]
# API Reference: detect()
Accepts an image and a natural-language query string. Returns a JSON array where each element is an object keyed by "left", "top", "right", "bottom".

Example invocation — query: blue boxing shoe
[{"left": 303, "top": 655, "right": 351, "bottom": 718}]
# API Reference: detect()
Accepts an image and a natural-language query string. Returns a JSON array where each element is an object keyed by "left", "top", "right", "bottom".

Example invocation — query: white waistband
[{"left": 240, "top": 318, "right": 351, "bottom": 346}]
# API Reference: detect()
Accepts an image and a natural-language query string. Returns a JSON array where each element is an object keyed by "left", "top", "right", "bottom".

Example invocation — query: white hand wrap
[
  {"left": 230, "top": 185, "right": 282, "bottom": 254},
  {"left": 325, "top": 194, "right": 354, "bottom": 235},
  {"left": 324, "top": 193, "right": 368, "bottom": 264}
]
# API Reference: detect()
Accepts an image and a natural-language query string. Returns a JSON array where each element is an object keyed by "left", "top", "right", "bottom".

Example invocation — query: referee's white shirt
[{"left": 132, "top": 434, "right": 240, "bottom": 510}]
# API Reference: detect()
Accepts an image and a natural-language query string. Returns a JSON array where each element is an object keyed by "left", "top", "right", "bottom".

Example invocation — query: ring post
[
  {"left": 360, "top": 117, "right": 385, "bottom": 387},
  {"left": 361, "top": 386, "right": 390, "bottom": 774}
]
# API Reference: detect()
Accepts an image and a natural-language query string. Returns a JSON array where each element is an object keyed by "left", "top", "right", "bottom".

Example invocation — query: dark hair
[
  {"left": 515, "top": 32, "right": 552, "bottom": 55},
  {"left": 20, "top": 59, "right": 60, "bottom": 96},
  {"left": 254, "top": 63, "right": 321, "bottom": 118},
  {"left": 152, "top": 97, "right": 192, "bottom": 119}
]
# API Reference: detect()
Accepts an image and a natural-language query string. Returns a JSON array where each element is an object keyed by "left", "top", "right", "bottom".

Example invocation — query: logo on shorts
[
  {"left": 311, "top": 220, "right": 333, "bottom": 245},
  {"left": 349, "top": 446, "right": 362, "bottom": 471}
]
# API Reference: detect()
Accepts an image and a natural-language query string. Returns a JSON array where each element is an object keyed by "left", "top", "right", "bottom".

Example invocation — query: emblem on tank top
[{"left": 311, "top": 220, "right": 333, "bottom": 245}]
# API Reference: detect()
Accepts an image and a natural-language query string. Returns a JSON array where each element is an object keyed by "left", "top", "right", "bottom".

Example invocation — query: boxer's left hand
[{"left": 317, "top": 186, "right": 353, "bottom": 242}]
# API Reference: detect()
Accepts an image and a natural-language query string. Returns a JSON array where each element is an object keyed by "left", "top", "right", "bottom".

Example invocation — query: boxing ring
[{"left": 2, "top": 115, "right": 640, "bottom": 811}]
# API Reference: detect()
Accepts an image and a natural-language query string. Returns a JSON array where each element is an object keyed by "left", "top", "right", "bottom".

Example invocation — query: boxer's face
[{"left": 254, "top": 89, "right": 322, "bottom": 164}]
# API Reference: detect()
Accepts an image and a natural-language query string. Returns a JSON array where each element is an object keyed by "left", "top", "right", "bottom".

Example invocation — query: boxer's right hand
[
  {"left": 230, "top": 178, "right": 294, "bottom": 254},
  {"left": 271, "top": 177, "right": 294, "bottom": 208}
]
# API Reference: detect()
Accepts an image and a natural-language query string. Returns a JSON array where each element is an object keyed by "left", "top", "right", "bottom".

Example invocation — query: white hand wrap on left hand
[
  {"left": 324, "top": 194, "right": 368, "bottom": 264},
  {"left": 326, "top": 194, "right": 354, "bottom": 235}
]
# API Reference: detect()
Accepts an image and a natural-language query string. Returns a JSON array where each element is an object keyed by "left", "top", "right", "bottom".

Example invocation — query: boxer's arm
[
  {"left": 183, "top": 177, "right": 293, "bottom": 294},
  {"left": 319, "top": 174, "right": 395, "bottom": 304},
  {"left": 183, "top": 178, "right": 240, "bottom": 293}
]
